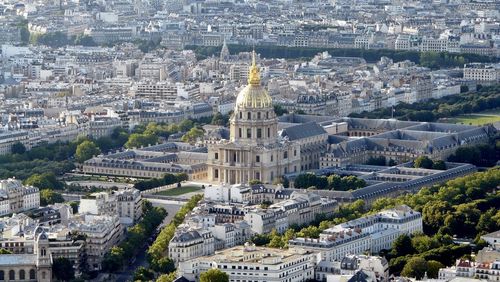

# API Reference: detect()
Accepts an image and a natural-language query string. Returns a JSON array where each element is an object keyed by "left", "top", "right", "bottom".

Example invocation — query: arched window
[
  {"left": 19, "top": 270, "right": 25, "bottom": 280},
  {"left": 9, "top": 270, "right": 14, "bottom": 280},
  {"left": 0, "top": 270, "right": 4, "bottom": 281},
  {"left": 41, "top": 248, "right": 46, "bottom": 256},
  {"left": 29, "top": 269, "right": 36, "bottom": 280}
]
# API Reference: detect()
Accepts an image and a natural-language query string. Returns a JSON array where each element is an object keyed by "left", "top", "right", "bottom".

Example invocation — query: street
[{"left": 114, "top": 199, "right": 183, "bottom": 282}]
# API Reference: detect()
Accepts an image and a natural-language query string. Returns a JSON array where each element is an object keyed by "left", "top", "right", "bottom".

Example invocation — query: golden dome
[{"left": 235, "top": 51, "right": 273, "bottom": 109}]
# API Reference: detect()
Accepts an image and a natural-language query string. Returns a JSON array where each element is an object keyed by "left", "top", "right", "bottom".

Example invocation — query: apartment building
[
  {"left": 0, "top": 179, "right": 39, "bottom": 216},
  {"left": 79, "top": 188, "right": 142, "bottom": 225},
  {"left": 70, "top": 214, "right": 123, "bottom": 270},
  {"left": 289, "top": 205, "right": 422, "bottom": 262},
  {"left": 463, "top": 63, "right": 500, "bottom": 83},
  {"left": 178, "top": 243, "right": 319, "bottom": 282},
  {"left": 168, "top": 228, "right": 215, "bottom": 264}
]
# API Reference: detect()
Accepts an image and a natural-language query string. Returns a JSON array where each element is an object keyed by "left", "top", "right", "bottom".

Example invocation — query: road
[{"left": 114, "top": 199, "right": 183, "bottom": 282}]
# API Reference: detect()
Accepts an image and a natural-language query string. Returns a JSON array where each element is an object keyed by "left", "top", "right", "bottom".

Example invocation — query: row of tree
[
  {"left": 133, "top": 173, "right": 189, "bottom": 191},
  {"left": 147, "top": 194, "right": 203, "bottom": 273},
  {"left": 102, "top": 201, "right": 167, "bottom": 273},
  {"left": 350, "top": 85, "right": 500, "bottom": 122},
  {"left": 185, "top": 44, "right": 498, "bottom": 67},
  {"left": 413, "top": 156, "right": 446, "bottom": 170},
  {"left": 293, "top": 173, "right": 366, "bottom": 191},
  {"left": 29, "top": 31, "right": 97, "bottom": 48}
]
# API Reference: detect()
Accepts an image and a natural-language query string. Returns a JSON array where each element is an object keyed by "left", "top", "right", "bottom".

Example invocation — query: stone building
[
  {"left": 0, "top": 227, "right": 52, "bottom": 282},
  {"left": 207, "top": 53, "right": 301, "bottom": 184}
]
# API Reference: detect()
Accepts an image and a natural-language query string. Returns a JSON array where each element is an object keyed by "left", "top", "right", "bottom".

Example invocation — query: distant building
[
  {"left": 463, "top": 63, "right": 500, "bottom": 83},
  {"left": 0, "top": 179, "right": 39, "bottom": 216}
]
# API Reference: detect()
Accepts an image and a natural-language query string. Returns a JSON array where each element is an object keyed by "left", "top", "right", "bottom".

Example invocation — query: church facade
[{"left": 207, "top": 53, "right": 301, "bottom": 184}]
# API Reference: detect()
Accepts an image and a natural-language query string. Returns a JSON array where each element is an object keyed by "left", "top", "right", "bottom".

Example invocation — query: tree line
[
  {"left": 133, "top": 173, "right": 188, "bottom": 191},
  {"left": 349, "top": 85, "right": 500, "bottom": 122},
  {"left": 185, "top": 44, "right": 498, "bottom": 67},
  {"left": 147, "top": 194, "right": 203, "bottom": 275},
  {"left": 293, "top": 173, "right": 366, "bottom": 191}
]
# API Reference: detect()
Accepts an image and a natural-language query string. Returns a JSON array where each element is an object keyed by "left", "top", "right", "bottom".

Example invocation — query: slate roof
[
  {"left": 0, "top": 254, "right": 37, "bottom": 266},
  {"left": 279, "top": 122, "right": 327, "bottom": 140}
]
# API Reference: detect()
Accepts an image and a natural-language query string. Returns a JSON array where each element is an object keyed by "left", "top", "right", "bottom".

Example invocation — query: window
[
  {"left": 19, "top": 270, "right": 25, "bottom": 280},
  {"left": 239, "top": 112, "right": 242, "bottom": 119},
  {"left": 255, "top": 172, "right": 260, "bottom": 180},
  {"left": 247, "top": 129, "right": 251, "bottom": 138},
  {"left": 247, "top": 112, "right": 251, "bottom": 120},
  {"left": 215, "top": 153, "right": 218, "bottom": 160},
  {"left": 239, "top": 128, "right": 242, "bottom": 138},
  {"left": 257, "top": 128, "right": 262, "bottom": 138},
  {"left": 257, "top": 112, "right": 261, "bottom": 119},
  {"left": 256, "top": 156, "right": 260, "bottom": 163},
  {"left": 266, "top": 112, "right": 269, "bottom": 118},
  {"left": 294, "top": 149, "right": 297, "bottom": 156},
  {"left": 284, "top": 152, "right": 288, "bottom": 159},
  {"left": 42, "top": 272, "right": 46, "bottom": 280},
  {"left": 271, "top": 155, "right": 273, "bottom": 162},
  {"left": 214, "top": 169, "right": 219, "bottom": 178},
  {"left": 267, "top": 128, "right": 270, "bottom": 137},
  {"left": 9, "top": 270, "right": 14, "bottom": 281},
  {"left": 0, "top": 270, "right": 4, "bottom": 281},
  {"left": 233, "top": 153, "right": 237, "bottom": 162}
]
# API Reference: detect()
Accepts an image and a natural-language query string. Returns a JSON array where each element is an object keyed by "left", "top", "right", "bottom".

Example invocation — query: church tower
[
  {"left": 207, "top": 52, "right": 301, "bottom": 184},
  {"left": 220, "top": 39, "right": 230, "bottom": 61},
  {"left": 34, "top": 228, "right": 52, "bottom": 282}
]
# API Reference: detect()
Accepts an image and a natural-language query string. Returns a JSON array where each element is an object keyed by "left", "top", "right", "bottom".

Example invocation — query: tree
[
  {"left": 366, "top": 156, "right": 386, "bottom": 166},
  {"left": 181, "top": 127, "right": 204, "bottom": 143},
  {"left": 52, "top": 257, "right": 75, "bottom": 281},
  {"left": 152, "top": 257, "right": 175, "bottom": 274},
  {"left": 427, "top": 260, "right": 444, "bottom": 278},
  {"left": 157, "top": 272, "right": 177, "bottom": 282},
  {"left": 70, "top": 201, "right": 79, "bottom": 214},
  {"left": 11, "top": 142, "right": 26, "bottom": 155},
  {"left": 125, "top": 133, "right": 158, "bottom": 149},
  {"left": 211, "top": 112, "right": 225, "bottom": 125},
  {"left": 391, "top": 234, "right": 415, "bottom": 257},
  {"left": 432, "top": 160, "right": 446, "bottom": 170},
  {"left": 0, "top": 248, "right": 12, "bottom": 254},
  {"left": 273, "top": 104, "right": 289, "bottom": 116},
  {"left": 75, "top": 140, "right": 101, "bottom": 163},
  {"left": 414, "top": 156, "right": 434, "bottom": 169},
  {"left": 248, "top": 179, "right": 262, "bottom": 185},
  {"left": 401, "top": 257, "right": 428, "bottom": 280},
  {"left": 74, "top": 34, "right": 97, "bottom": 46},
  {"left": 200, "top": 269, "right": 229, "bottom": 282},
  {"left": 133, "top": 266, "right": 155, "bottom": 281},
  {"left": 35, "top": 31, "right": 71, "bottom": 48},
  {"left": 24, "top": 172, "right": 64, "bottom": 190},
  {"left": 40, "top": 189, "right": 65, "bottom": 206}
]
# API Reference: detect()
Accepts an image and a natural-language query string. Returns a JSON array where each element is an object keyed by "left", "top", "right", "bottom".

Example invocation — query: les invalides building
[{"left": 207, "top": 53, "right": 301, "bottom": 184}]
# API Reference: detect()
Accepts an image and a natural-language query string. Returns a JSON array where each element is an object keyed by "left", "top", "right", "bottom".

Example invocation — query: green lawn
[
  {"left": 445, "top": 114, "right": 500, "bottom": 126},
  {"left": 154, "top": 185, "right": 202, "bottom": 196}
]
